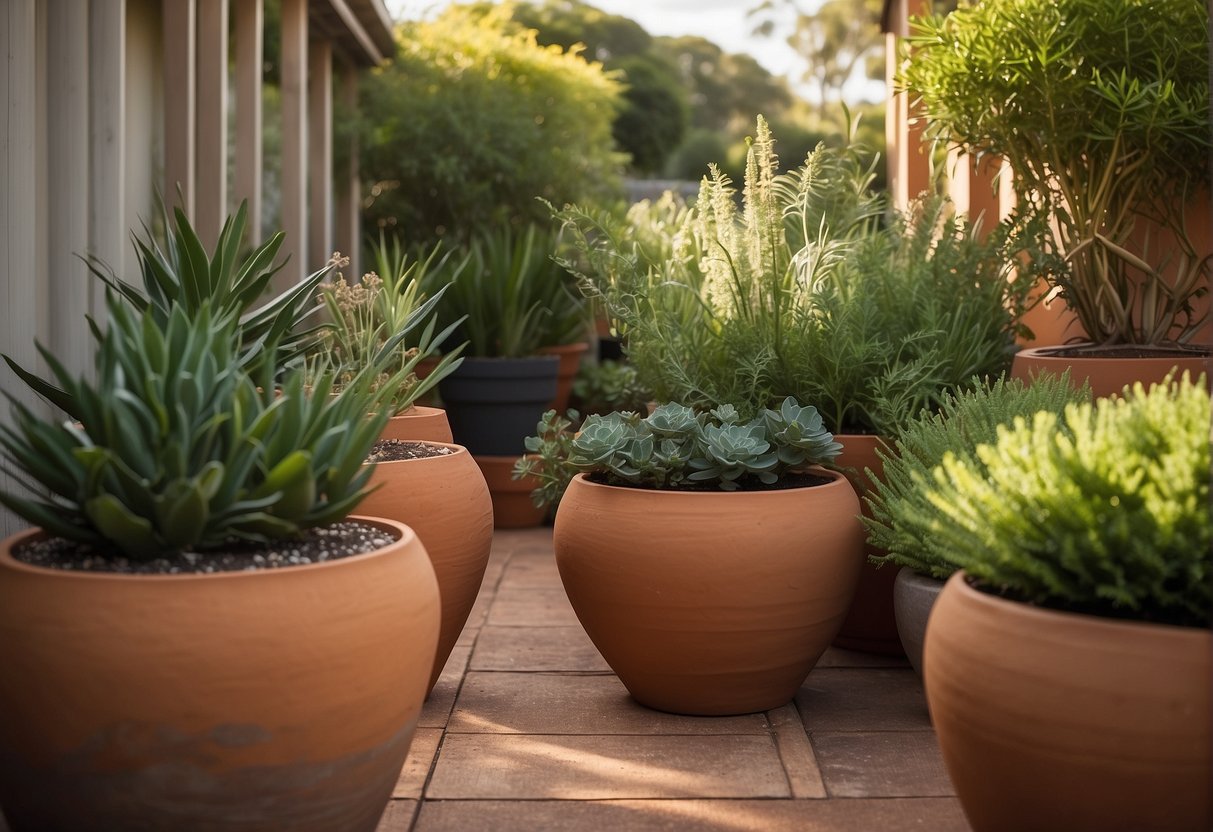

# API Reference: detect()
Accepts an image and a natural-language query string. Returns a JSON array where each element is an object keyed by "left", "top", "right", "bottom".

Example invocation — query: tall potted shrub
[
  {"left": 523, "top": 400, "right": 863, "bottom": 716},
  {"left": 915, "top": 376, "right": 1210, "bottom": 831},
  {"left": 861, "top": 374, "right": 1088, "bottom": 675},
  {"left": 899, "top": 0, "right": 1212, "bottom": 395},
  {"left": 556, "top": 117, "right": 1040, "bottom": 653},
  {"left": 0, "top": 294, "right": 439, "bottom": 830}
]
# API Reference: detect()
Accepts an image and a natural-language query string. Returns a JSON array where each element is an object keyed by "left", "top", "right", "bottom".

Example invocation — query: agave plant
[
  {"left": 516, "top": 397, "right": 842, "bottom": 502},
  {"left": 0, "top": 296, "right": 406, "bottom": 560},
  {"left": 5, "top": 202, "right": 330, "bottom": 419}
]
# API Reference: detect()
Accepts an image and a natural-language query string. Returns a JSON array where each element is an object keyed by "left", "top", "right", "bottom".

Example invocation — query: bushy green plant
[
  {"left": 0, "top": 298, "right": 402, "bottom": 560},
  {"left": 310, "top": 247, "right": 465, "bottom": 414},
  {"left": 359, "top": 4, "right": 626, "bottom": 245},
  {"left": 516, "top": 398, "right": 841, "bottom": 504},
  {"left": 6, "top": 202, "right": 327, "bottom": 416},
  {"left": 423, "top": 224, "right": 589, "bottom": 358},
  {"left": 901, "top": 375, "right": 1210, "bottom": 627},
  {"left": 863, "top": 374, "right": 1090, "bottom": 579},
  {"left": 899, "top": 0, "right": 1211, "bottom": 345},
  {"left": 556, "top": 116, "right": 1043, "bottom": 435},
  {"left": 571, "top": 360, "right": 652, "bottom": 416}
]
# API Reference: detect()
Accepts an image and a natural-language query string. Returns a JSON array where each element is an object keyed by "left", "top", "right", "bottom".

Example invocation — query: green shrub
[
  {"left": 571, "top": 360, "right": 652, "bottom": 416},
  {"left": 360, "top": 5, "right": 626, "bottom": 245},
  {"left": 906, "top": 375, "right": 1210, "bottom": 627},
  {"left": 0, "top": 298, "right": 400, "bottom": 560},
  {"left": 863, "top": 374, "right": 1090, "bottom": 579},
  {"left": 556, "top": 117, "right": 1043, "bottom": 435}
]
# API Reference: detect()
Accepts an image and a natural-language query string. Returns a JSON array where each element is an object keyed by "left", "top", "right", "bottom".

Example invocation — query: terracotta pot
[
  {"left": 378, "top": 405, "right": 453, "bottom": 444},
  {"left": 536, "top": 341, "right": 589, "bottom": 414},
  {"left": 0, "top": 518, "right": 440, "bottom": 832},
  {"left": 359, "top": 443, "right": 493, "bottom": 693},
  {"left": 553, "top": 471, "right": 864, "bottom": 715},
  {"left": 474, "top": 455, "right": 547, "bottom": 529},
  {"left": 831, "top": 434, "right": 903, "bottom": 655},
  {"left": 925, "top": 572, "right": 1212, "bottom": 832},
  {"left": 1011, "top": 344, "right": 1210, "bottom": 399},
  {"left": 892, "top": 567, "right": 945, "bottom": 678}
]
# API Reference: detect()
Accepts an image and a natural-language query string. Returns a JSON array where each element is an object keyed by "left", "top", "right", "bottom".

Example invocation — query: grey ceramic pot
[{"left": 893, "top": 567, "right": 946, "bottom": 678}]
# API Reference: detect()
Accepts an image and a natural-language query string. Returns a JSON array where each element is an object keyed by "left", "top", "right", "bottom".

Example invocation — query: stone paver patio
[{"left": 380, "top": 528, "right": 971, "bottom": 831}]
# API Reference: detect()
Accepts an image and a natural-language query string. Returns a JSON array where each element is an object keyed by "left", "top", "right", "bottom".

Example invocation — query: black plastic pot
[{"left": 438, "top": 356, "right": 560, "bottom": 456}]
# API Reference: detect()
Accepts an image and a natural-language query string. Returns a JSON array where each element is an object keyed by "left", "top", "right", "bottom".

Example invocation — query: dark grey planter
[
  {"left": 439, "top": 356, "right": 560, "bottom": 456},
  {"left": 894, "top": 567, "right": 946, "bottom": 678}
]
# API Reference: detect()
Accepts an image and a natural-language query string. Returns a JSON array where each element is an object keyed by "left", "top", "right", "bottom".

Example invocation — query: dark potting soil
[
  {"left": 366, "top": 439, "right": 454, "bottom": 463},
  {"left": 586, "top": 470, "right": 834, "bottom": 492},
  {"left": 1036, "top": 344, "right": 1213, "bottom": 359},
  {"left": 13, "top": 520, "right": 394, "bottom": 575}
]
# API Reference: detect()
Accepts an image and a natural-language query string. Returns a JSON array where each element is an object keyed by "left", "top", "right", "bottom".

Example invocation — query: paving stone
[
  {"left": 420, "top": 644, "right": 472, "bottom": 728},
  {"left": 796, "top": 668, "right": 932, "bottom": 732},
  {"left": 490, "top": 527, "right": 555, "bottom": 556},
  {"left": 394, "top": 728, "right": 443, "bottom": 798},
  {"left": 413, "top": 798, "right": 971, "bottom": 831},
  {"left": 426, "top": 734, "right": 791, "bottom": 799},
  {"left": 448, "top": 671, "right": 768, "bottom": 735},
  {"left": 468, "top": 625, "right": 610, "bottom": 672},
  {"left": 767, "top": 704, "right": 826, "bottom": 798},
  {"left": 815, "top": 646, "right": 911, "bottom": 669},
  {"left": 375, "top": 798, "right": 419, "bottom": 831},
  {"left": 497, "top": 549, "right": 564, "bottom": 589},
  {"left": 813, "top": 731, "right": 955, "bottom": 798},
  {"left": 485, "top": 585, "right": 581, "bottom": 627}
]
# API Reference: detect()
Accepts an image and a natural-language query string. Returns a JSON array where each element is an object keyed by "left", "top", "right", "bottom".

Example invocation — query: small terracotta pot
[
  {"left": 925, "top": 572, "right": 1212, "bottom": 832},
  {"left": 892, "top": 567, "right": 945, "bottom": 678},
  {"left": 1011, "top": 344, "right": 1210, "bottom": 399},
  {"left": 359, "top": 443, "right": 493, "bottom": 692},
  {"left": 536, "top": 342, "right": 589, "bottom": 414},
  {"left": 554, "top": 471, "right": 864, "bottom": 715},
  {"left": 831, "top": 434, "right": 903, "bottom": 656},
  {"left": 474, "top": 455, "right": 547, "bottom": 529},
  {"left": 0, "top": 518, "right": 440, "bottom": 832},
  {"left": 378, "top": 405, "right": 453, "bottom": 444}
]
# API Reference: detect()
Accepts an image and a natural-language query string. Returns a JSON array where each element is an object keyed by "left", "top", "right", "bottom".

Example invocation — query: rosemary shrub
[{"left": 863, "top": 374, "right": 1090, "bottom": 579}]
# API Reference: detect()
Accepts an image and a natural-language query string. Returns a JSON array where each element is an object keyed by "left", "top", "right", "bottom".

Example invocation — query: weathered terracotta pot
[
  {"left": 893, "top": 567, "right": 945, "bottom": 678},
  {"left": 831, "top": 434, "right": 903, "bottom": 655},
  {"left": 1011, "top": 344, "right": 1210, "bottom": 399},
  {"left": 536, "top": 341, "right": 589, "bottom": 414},
  {"left": 554, "top": 471, "right": 864, "bottom": 715},
  {"left": 475, "top": 454, "right": 547, "bottom": 529},
  {"left": 378, "top": 405, "right": 453, "bottom": 444},
  {"left": 359, "top": 443, "right": 493, "bottom": 692},
  {"left": 0, "top": 518, "right": 440, "bottom": 832},
  {"left": 925, "top": 572, "right": 1212, "bottom": 832}
]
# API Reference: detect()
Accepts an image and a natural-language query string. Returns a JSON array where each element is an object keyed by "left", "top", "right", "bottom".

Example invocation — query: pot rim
[
  {"left": 567, "top": 466, "right": 850, "bottom": 498},
  {"left": 364, "top": 440, "right": 470, "bottom": 468},
  {"left": 1015, "top": 343, "right": 1212, "bottom": 360},
  {"left": 388, "top": 405, "right": 446, "bottom": 419},
  {"left": 945, "top": 570, "right": 1211, "bottom": 639},
  {"left": 0, "top": 515, "right": 414, "bottom": 583}
]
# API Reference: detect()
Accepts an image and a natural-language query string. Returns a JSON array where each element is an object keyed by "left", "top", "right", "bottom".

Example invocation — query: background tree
[{"left": 358, "top": 4, "right": 625, "bottom": 245}]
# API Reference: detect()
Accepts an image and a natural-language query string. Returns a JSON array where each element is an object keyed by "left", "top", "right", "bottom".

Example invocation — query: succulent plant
[
  {"left": 0, "top": 296, "right": 405, "bottom": 560},
  {"left": 517, "top": 396, "right": 841, "bottom": 503}
]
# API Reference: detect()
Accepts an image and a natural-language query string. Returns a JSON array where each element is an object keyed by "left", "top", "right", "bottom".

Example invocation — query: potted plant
[
  {"left": 0, "top": 293, "right": 440, "bottom": 830},
  {"left": 899, "top": 0, "right": 1212, "bottom": 395},
  {"left": 861, "top": 373, "right": 1088, "bottom": 675},
  {"left": 913, "top": 375, "right": 1210, "bottom": 831},
  {"left": 555, "top": 116, "right": 1041, "bottom": 654},
  {"left": 521, "top": 399, "right": 863, "bottom": 716},
  {"left": 311, "top": 256, "right": 493, "bottom": 695},
  {"left": 426, "top": 223, "right": 591, "bottom": 525}
]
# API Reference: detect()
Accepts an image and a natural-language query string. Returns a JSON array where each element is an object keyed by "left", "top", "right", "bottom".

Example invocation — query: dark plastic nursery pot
[{"left": 438, "top": 355, "right": 560, "bottom": 456}]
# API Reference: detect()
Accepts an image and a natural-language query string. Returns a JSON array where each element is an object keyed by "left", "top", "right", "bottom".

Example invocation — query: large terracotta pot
[
  {"left": 536, "top": 341, "right": 589, "bottom": 414},
  {"left": 1011, "top": 344, "right": 1210, "bottom": 399},
  {"left": 831, "top": 434, "right": 903, "bottom": 655},
  {"left": 554, "top": 471, "right": 864, "bottom": 715},
  {"left": 379, "top": 405, "right": 453, "bottom": 444},
  {"left": 474, "top": 455, "right": 547, "bottom": 529},
  {"left": 925, "top": 572, "right": 1212, "bottom": 832},
  {"left": 359, "top": 443, "right": 493, "bottom": 692},
  {"left": 0, "top": 518, "right": 440, "bottom": 832}
]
